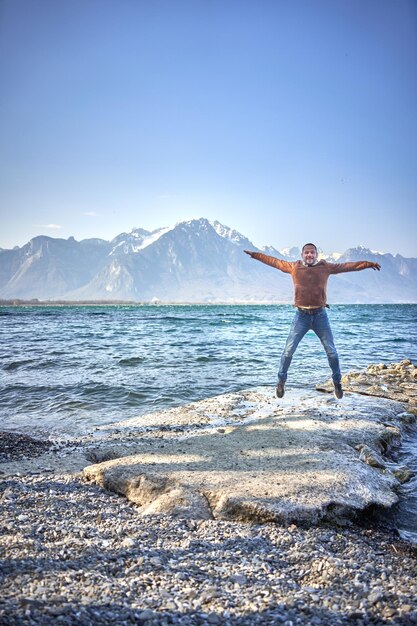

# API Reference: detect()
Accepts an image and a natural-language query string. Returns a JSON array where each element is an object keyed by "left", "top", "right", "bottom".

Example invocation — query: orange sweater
[{"left": 250, "top": 253, "right": 377, "bottom": 307}]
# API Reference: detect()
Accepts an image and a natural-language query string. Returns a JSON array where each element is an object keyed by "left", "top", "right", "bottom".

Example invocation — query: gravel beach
[{"left": 1, "top": 469, "right": 416, "bottom": 626}]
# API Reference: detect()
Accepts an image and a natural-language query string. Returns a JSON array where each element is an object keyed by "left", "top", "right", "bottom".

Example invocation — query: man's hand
[
  {"left": 371, "top": 262, "right": 381, "bottom": 271},
  {"left": 244, "top": 250, "right": 255, "bottom": 258}
]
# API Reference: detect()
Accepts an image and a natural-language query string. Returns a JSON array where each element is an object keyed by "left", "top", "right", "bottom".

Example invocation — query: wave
[
  {"left": 118, "top": 356, "right": 146, "bottom": 366},
  {"left": 3, "top": 359, "right": 35, "bottom": 371},
  {"left": 384, "top": 338, "right": 408, "bottom": 343}
]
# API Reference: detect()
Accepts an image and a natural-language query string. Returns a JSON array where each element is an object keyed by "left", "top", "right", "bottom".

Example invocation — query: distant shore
[
  {"left": 1, "top": 299, "right": 417, "bottom": 307},
  {"left": 0, "top": 299, "right": 140, "bottom": 306}
]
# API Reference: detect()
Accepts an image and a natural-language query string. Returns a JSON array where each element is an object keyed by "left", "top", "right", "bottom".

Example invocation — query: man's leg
[
  {"left": 312, "top": 310, "right": 343, "bottom": 397},
  {"left": 278, "top": 310, "right": 310, "bottom": 384}
]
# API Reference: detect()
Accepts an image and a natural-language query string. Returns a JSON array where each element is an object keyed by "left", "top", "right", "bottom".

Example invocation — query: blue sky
[{"left": 1, "top": 0, "right": 416, "bottom": 256}]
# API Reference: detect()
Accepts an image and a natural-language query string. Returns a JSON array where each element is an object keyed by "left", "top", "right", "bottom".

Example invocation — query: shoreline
[
  {"left": 1, "top": 364, "right": 416, "bottom": 528},
  {"left": 1, "top": 361, "right": 417, "bottom": 624},
  {"left": 0, "top": 388, "right": 410, "bottom": 523}
]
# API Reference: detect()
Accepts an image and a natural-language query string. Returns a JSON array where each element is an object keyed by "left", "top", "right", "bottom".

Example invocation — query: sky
[{"left": 0, "top": 0, "right": 416, "bottom": 256}]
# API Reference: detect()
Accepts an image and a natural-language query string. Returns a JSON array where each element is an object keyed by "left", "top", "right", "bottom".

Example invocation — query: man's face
[{"left": 302, "top": 245, "right": 318, "bottom": 265}]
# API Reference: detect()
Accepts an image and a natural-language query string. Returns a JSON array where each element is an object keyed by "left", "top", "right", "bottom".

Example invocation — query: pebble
[
  {"left": 230, "top": 574, "right": 247, "bottom": 585},
  {"left": 0, "top": 474, "right": 416, "bottom": 626},
  {"left": 368, "top": 589, "right": 384, "bottom": 604},
  {"left": 121, "top": 537, "right": 136, "bottom": 548},
  {"left": 137, "top": 609, "right": 157, "bottom": 620}
]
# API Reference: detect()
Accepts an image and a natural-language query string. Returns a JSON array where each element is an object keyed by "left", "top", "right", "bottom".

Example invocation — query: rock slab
[
  {"left": 84, "top": 387, "right": 404, "bottom": 523},
  {"left": 316, "top": 359, "right": 417, "bottom": 406}
]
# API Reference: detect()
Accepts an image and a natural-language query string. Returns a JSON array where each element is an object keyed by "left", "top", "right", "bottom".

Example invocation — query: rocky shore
[
  {"left": 316, "top": 359, "right": 417, "bottom": 406},
  {"left": 1, "top": 471, "right": 416, "bottom": 626},
  {"left": 1, "top": 360, "right": 416, "bottom": 625}
]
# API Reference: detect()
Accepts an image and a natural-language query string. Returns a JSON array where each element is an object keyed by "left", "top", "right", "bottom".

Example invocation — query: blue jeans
[{"left": 278, "top": 308, "right": 341, "bottom": 384}]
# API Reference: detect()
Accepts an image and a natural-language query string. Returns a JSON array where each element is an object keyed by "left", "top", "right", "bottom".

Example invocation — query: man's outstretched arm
[
  {"left": 329, "top": 260, "right": 381, "bottom": 274},
  {"left": 244, "top": 250, "right": 294, "bottom": 274}
]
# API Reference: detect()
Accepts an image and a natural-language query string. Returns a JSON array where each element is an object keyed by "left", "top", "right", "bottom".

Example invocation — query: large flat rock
[
  {"left": 84, "top": 387, "right": 406, "bottom": 524},
  {"left": 316, "top": 359, "right": 417, "bottom": 406}
]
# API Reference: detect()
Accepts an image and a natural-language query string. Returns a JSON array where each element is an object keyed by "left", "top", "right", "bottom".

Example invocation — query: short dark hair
[{"left": 302, "top": 243, "right": 317, "bottom": 252}]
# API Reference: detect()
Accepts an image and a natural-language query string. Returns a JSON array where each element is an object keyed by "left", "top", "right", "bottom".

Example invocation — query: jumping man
[{"left": 244, "top": 244, "right": 381, "bottom": 399}]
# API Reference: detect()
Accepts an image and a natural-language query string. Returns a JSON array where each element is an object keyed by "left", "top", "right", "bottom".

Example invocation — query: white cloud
[{"left": 33, "top": 224, "right": 62, "bottom": 229}]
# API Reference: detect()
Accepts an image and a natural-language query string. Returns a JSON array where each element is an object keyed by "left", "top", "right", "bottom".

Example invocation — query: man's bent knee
[
  {"left": 325, "top": 348, "right": 338, "bottom": 359},
  {"left": 282, "top": 345, "right": 297, "bottom": 359}
]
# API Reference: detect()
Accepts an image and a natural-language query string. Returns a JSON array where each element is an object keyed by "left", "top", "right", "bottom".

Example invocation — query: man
[{"left": 244, "top": 244, "right": 381, "bottom": 399}]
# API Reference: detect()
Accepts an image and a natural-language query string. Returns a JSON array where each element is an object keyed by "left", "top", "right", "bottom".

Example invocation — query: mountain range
[{"left": 1, "top": 218, "right": 416, "bottom": 303}]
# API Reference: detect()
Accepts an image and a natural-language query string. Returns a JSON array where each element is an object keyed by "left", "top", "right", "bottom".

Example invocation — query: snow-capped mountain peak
[
  {"left": 326, "top": 252, "right": 343, "bottom": 261},
  {"left": 210, "top": 220, "right": 248, "bottom": 245},
  {"left": 135, "top": 226, "right": 174, "bottom": 250},
  {"left": 110, "top": 226, "right": 175, "bottom": 255},
  {"left": 279, "top": 246, "right": 300, "bottom": 260},
  {"left": 370, "top": 249, "right": 385, "bottom": 256},
  {"left": 339, "top": 246, "right": 388, "bottom": 260},
  {"left": 350, "top": 245, "right": 380, "bottom": 255}
]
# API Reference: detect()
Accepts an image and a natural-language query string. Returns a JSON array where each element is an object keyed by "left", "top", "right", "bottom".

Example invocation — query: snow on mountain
[
  {"left": 327, "top": 252, "right": 343, "bottom": 261},
  {"left": 210, "top": 220, "right": 251, "bottom": 246},
  {"left": 110, "top": 226, "right": 176, "bottom": 254},
  {"left": 318, "top": 251, "right": 343, "bottom": 261},
  {"left": 258, "top": 245, "right": 284, "bottom": 258},
  {"left": 338, "top": 246, "right": 386, "bottom": 257},
  {"left": 136, "top": 226, "right": 174, "bottom": 250},
  {"left": 279, "top": 246, "right": 300, "bottom": 260}
]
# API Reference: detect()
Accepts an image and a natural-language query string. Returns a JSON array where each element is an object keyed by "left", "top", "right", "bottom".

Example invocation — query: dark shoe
[
  {"left": 275, "top": 382, "right": 285, "bottom": 399},
  {"left": 333, "top": 381, "right": 343, "bottom": 399}
]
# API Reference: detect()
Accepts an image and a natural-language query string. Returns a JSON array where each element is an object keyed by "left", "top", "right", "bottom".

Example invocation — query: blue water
[{"left": 0, "top": 304, "right": 416, "bottom": 437}]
